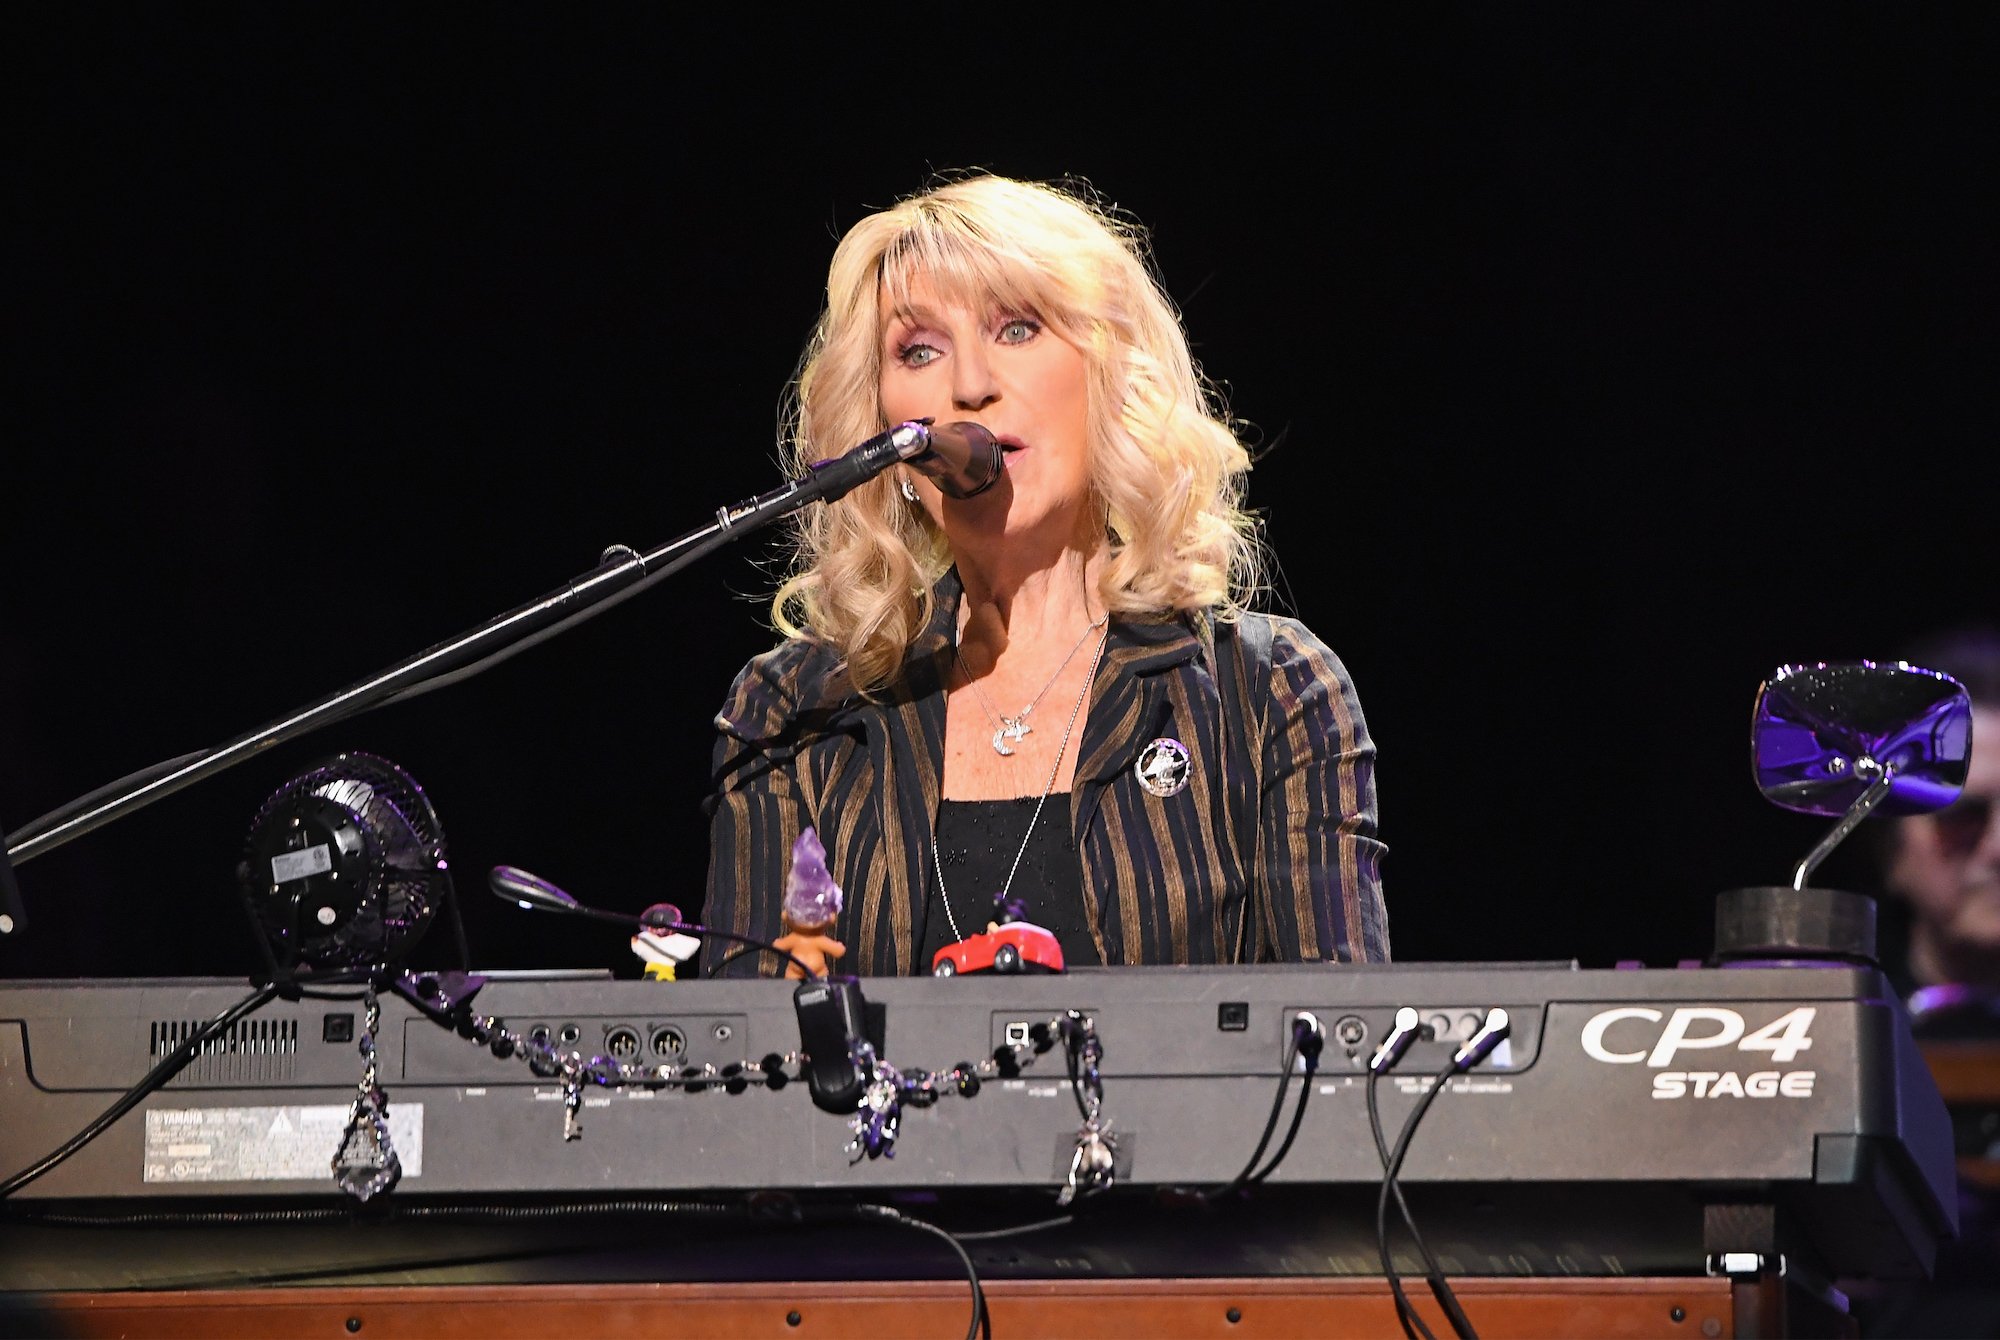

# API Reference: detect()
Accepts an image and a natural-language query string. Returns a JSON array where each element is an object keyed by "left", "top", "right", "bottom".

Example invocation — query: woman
[{"left": 703, "top": 175, "right": 1387, "bottom": 976}]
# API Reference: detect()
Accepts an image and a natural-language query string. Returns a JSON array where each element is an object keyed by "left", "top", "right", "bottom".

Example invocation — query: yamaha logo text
[{"left": 1578, "top": 1006, "right": 1817, "bottom": 1101}]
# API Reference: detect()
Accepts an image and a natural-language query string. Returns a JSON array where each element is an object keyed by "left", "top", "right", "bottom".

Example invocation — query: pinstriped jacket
[{"left": 702, "top": 572, "right": 1388, "bottom": 975}]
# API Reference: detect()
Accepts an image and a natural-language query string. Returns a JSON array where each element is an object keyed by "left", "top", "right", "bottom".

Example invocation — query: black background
[{"left": 5, "top": 10, "right": 1992, "bottom": 982}]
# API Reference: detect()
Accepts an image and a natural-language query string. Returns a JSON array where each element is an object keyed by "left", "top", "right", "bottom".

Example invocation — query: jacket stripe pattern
[{"left": 704, "top": 574, "right": 1389, "bottom": 975}]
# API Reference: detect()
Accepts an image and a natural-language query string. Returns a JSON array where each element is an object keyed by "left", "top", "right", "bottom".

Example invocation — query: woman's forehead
[{"left": 877, "top": 243, "right": 1056, "bottom": 326}]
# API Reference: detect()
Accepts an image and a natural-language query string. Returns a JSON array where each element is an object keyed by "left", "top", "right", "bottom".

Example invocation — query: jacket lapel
[
  {"left": 866, "top": 574, "right": 957, "bottom": 974},
  {"left": 870, "top": 572, "right": 1211, "bottom": 971},
  {"left": 1070, "top": 612, "right": 1207, "bottom": 962}
]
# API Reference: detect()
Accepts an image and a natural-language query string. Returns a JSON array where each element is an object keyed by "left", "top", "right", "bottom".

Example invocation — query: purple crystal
[{"left": 783, "top": 827, "right": 843, "bottom": 926}]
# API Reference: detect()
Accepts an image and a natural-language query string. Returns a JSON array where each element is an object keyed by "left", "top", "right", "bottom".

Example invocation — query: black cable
[
  {"left": 5, "top": 1198, "right": 746, "bottom": 1228},
  {"left": 494, "top": 885, "right": 818, "bottom": 980},
  {"left": 0, "top": 981, "right": 280, "bottom": 1199},
  {"left": 1402, "top": 1086, "right": 1478, "bottom": 1340},
  {"left": 955, "top": 1213, "right": 1075, "bottom": 1242},
  {"left": 1247, "top": 1072, "right": 1312, "bottom": 1185},
  {"left": 1377, "top": 1052, "right": 1480, "bottom": 1340},
  {"left": 1363, "top": 1077, "right": 1451, "bottom": 1280},
  {"left": 675, "top": 922, "right": 817, "bottom": 980},
  {"left": 707, "top": 943, "right": 762, "bottom": 976},
  {"left": 1368, "top": 1064, "right": 1438, "bottom": 1340},
  {"left": 852, "top": 1203, "right": 988, "bottom": 1340},
  {"left": 1063, "top": 1027, "right": 1084, "bottom": 1117},
  {"left": 702, "top": 937, "right": 818, "bottom": 980},
  {"left": 1248, "top": 1014, "right": 1323, "bottom": 1185},
  {"left": 14, "top": 1196, "right": 1061, "bottom": 1249},
  {"left": 1059, "top": 1017, "right": 1095, "bottom": 1121},
  {"left": 1198, "top": 1025, "right": 1303, "bottom": 1204}
]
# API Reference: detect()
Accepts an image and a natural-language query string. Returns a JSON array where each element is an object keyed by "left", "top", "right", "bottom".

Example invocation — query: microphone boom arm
[{"left": 4, "top": 422, "right": 955, "bottom": 869}]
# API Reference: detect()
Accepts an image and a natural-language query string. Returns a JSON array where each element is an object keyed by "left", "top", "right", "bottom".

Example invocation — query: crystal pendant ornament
[
  {"left": 333, "top": 987, "right": 402, "bottom": 1201},
  {"left": 333, "top": 1089, "right": 402, "bottom": 1200}
]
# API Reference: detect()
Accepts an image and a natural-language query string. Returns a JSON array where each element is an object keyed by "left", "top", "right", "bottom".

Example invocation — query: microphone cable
[
  {"left": 1200, "top": 1012, "right": 1325, "bottom": 1203},
  {"left": 703, "top": 938, "right": 819, "bottom": 980},
  {"left": 851, "top": 1202, "right": 989, "bottom": 1340},
  {"left": 1249, "top": 1012, "right": 1325, "bottom": 1185},
  {"left": 1373, "top": 1008, "right": 1510, "bottom": 1340},
  {"left": 1370, "top": 1051, "right": 1470, "bottom": 1340}
]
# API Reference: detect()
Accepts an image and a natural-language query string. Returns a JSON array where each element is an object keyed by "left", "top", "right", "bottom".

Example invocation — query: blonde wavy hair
[{"left": 773, "top": 174, "right": 1262, "bottom": 692}]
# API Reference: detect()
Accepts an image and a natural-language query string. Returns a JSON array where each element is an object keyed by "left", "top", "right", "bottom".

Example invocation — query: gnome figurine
[{"left": 773, "top": 827, "right": 846, "bottom": 980}]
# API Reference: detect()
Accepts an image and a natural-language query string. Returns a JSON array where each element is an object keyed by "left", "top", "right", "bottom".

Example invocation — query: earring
[{"left": 899, "top": 475, "right": 920, "bottom": 504}]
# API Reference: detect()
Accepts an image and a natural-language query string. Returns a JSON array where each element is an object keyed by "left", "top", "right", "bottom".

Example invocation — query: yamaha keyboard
[{"left": 0, "top": 961, "right": 1957, "bottom": 1288}]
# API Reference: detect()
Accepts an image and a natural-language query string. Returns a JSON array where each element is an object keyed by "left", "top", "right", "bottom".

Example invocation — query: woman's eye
[
  {"left": 896, "top": 341, "right": 941, "bottom": 368},
  {"left": 997, "top": 317, "right": 1041, "bottom": 344}
]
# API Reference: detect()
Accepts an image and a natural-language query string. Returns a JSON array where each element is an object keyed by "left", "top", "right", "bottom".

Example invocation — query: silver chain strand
[
  {"left": 957, "top": 610, "right": 1108, "bottom": 755},
  {"left": 469, "top": 1014, "right": 805, "bottom": 1105},
  {"left": 842, "top": 1012, "right": 1107, "bottom": 1170},
  {"left": 933, "top": 627, "right": 1109, "bottom": 945},
  {"left": 333, "top": 987, "right": 401, "bottom": 1202},
  {"left": 437, "top": 1009, "right": 1092, "bottom": 1172},
  {"left": 1059, "top": 1009, "right": 1117, "bottom": 1205},
  {"left": 340, "top": 1002, "right": 1110, "bottom": 1203}
]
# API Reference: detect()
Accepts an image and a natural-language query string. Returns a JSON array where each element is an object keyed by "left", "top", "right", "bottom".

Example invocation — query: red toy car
[{"left": 931, "top": 921, "right": 1065, "bottom": 976}]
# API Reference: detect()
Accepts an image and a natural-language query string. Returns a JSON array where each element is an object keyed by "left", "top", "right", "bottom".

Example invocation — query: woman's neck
[{"left": 954, "top": 545, "right": 1105, "bottom": 667}]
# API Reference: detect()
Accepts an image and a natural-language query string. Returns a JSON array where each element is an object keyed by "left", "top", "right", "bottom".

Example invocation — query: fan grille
[{"left": 241, "top": 752, "right": 451, "bottom": 972}]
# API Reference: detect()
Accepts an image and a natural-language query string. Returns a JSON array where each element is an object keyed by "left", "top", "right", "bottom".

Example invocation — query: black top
[{"left": 918, "top": 795, "right": 1098, "bottom": 972}]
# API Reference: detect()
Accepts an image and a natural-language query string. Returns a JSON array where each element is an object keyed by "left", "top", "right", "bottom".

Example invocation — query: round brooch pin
[{"left": 1134, "top": 737, "right": 1192, "bottom": 798}]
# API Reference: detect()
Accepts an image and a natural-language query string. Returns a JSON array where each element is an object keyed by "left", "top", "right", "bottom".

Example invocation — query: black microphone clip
[
  {"left": 805, "top": 420, "right": 1004, "bottom": 505},
  {"left": 793, "top": 975, "right": 872, "bottom": 1114}
]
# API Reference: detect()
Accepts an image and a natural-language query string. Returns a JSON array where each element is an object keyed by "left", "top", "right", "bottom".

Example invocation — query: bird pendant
[{"left": 992, "top": 718, "right": 1032, "bottom": 756}]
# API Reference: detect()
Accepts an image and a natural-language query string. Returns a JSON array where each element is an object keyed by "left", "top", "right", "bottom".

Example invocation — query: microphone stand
[{"left": 5, "top": 421, "right": 955, "bottom": 873}]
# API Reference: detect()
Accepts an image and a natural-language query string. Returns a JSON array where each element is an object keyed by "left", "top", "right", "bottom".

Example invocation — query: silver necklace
[
  {"left": 956, "top": 611, "right": 1108, "bottom": 756},
  {"left": 932, "top": 627, "right": 1108, "bottom": 944}
]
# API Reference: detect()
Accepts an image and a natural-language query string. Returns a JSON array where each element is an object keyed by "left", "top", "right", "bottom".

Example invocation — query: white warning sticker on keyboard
[{"left": 143, "top": 1104, "right": 423, "bottom": 1182}]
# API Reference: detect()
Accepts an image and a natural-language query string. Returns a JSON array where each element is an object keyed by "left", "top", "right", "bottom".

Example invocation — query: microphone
[
  {"left": 489, "top": 865, "right": 685, "bottom": 932},
  {"left": 905, "top": 420, "right": 1005, "bottom": 500},
  {"left": 805, "top": 420, "right": 1004, "bottom": 504},
  {"left": 487, "top": 865, "right": 817, "bottom": 979},
  {"left": 490, "top": 865, "right": 592, "bottom": 917}
]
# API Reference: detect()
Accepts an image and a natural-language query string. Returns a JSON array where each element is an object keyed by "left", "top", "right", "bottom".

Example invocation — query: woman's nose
[
  {"left": 1975, "top": 800, "right": 2000, "bottom": 865},
  {"left": 952, "top": 343, "right": 999, "bottom": 411}
]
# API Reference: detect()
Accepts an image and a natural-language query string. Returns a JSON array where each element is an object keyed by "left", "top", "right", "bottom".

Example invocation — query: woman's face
[
  {"left": 1890, "top": 705, "right": 2000, "bottom": 956},
  {"left": 878, "top": 272, "right": 1092, "bottom": 545}
]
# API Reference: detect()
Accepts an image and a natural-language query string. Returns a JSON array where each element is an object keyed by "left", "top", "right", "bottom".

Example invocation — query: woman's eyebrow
[{"left": 884, "top": 303, "right": 942, "bottom": 326}]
